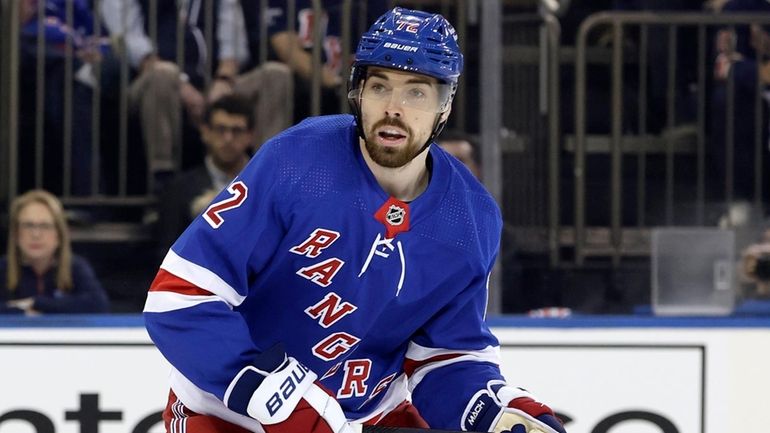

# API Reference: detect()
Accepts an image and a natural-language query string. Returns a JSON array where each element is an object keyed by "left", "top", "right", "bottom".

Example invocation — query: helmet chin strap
[{"left": 419, "top": 110, "right": 449, "bottom": 155}]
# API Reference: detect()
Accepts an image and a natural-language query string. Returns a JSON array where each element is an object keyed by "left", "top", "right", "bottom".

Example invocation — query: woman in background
[{"left": 1, "top": 190, "right": 109, "bottom": 314}]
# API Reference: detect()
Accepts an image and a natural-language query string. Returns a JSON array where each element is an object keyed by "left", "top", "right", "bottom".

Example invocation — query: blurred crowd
[{"left": 3, "top": 0, "right": 770, "bottom": 315}]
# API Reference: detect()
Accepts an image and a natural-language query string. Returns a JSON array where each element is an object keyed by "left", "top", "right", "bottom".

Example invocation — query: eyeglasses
[
  {"left": 350, "top": 81, "right": 453, "bottom": 113},
  {"left": 210, "top": 124, "right": 250, "bottom": 137},
  {"left": 18, "top": 221, "right": 56, "bottom": 233}
]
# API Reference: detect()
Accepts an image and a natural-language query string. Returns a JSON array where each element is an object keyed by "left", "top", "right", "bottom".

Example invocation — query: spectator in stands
[
  {"left": 156, "top": 95, "right": 254, "bottom": 257},
  {"left": 437, "top": 130, "right": 482, "bottom": 180},
  {"left": 18, "top": 0, "right": 110, "bottom": 196},
  {"left": 206, "top": 60, "right": 293, "bottom": 153},
  {"left": 239, "top": 0, "right": 388, "bottom": 122},
  {"left": 711, "top": 0, "right": 770, "bottom": 202},
  {"left": 0, "top": 190, "right": 109, "bottom": 315},
  {"left": 740, "top": 227, "right": 770, "bottom": 297},
  {"left": 100, "top": 0, "right": 292, "bottom": 177},
  {"left": 99, "top": 0, "right": 223, "bottom": 175}
]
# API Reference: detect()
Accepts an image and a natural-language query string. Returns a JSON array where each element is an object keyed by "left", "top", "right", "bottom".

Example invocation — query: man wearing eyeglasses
[
  {"left": 155, "top": 94, "right": 255, "bottom": 259},
  {"left": 145, "top": 7, "right": 566, "bottom": 433}
]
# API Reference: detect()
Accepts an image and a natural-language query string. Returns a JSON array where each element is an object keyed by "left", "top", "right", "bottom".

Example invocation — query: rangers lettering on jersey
[
  {"left": 338, "top": 360, "right": 371, "bottom": 398},
  {"left": 312, "top": 332, "right": 360, "bottom": 361},
  {"left": 290, "top": 228, "right": 341, "bottom": 258},
  {"left": 296, "top": 258, "right": 344, "bottom": 287},
  {"left": 305, "top": 293, "right": 357, "bottom": 328},
  {"left": 321, "top": 362, "right": 342, "bottom": 380},
  {"left": 364, "top": 373, "right": 397, "bottom": 405}
]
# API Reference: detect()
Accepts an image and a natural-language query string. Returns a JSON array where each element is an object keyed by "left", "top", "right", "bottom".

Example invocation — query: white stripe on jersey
[
  {"left": 169, "top": 366, "right": 266, "bottom": 433},
  {"left": 351, "top": 374, "right": 410, "bottom": 424},
  {"left": 405, "top": 342, "right": 501, "bottom": 392},
  {"left": 161, "top": 249, "right": 247, "bottom": 306},
  {"left": 170, "top": 398, "right": 187, "bottom": 433},
  {"left": 144, "top": 292, "right": 224, "bottom": 313}
]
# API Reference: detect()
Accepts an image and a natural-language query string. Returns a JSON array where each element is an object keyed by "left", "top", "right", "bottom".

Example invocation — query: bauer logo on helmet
[{"left": 383, "top": 42, "right": 418, "bottom": 53}]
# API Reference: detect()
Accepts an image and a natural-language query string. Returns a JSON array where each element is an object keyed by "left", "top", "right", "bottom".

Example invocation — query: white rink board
[
  {"left": 493, "top": 326, "right": 770, "bottom": 433},
  {"left": 0, "top": 328, "right": 170, "bottom": 433},
  {"left": 497, "top": 343, "right": 702, "bottom": 433},
  {"left": 2, "top": 323, "right": 770, "bottom": 433}
]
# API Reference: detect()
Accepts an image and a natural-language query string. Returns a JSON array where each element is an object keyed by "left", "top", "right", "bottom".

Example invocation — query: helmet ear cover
[{"left": 348, "top": 7, "right": 463, "bottom": 149}]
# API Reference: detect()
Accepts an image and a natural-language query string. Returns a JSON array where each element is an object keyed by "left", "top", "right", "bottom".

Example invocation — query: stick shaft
[{"left": 358, "top": 425, "right": 465, "bottom": 433}]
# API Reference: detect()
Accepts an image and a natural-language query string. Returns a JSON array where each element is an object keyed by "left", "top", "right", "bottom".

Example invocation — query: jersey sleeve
[
  {"left": 143, "top": 140, "right": 291, "bottom": 401},
  {"left": 406, "top": 205, "right": 506, "bottom": 431}
]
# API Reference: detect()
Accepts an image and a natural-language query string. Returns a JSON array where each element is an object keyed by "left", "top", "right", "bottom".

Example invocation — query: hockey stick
[
  {"left": 355, "top": 410, "right": 557, "bottom": 433},
  {"left": 356, "top": 426, "right": 464, "bottom": 433}
]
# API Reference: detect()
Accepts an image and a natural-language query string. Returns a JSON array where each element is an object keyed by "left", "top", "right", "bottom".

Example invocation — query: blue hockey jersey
[{"left": 144, "top": 114, "right": 505, "bottom": 431}]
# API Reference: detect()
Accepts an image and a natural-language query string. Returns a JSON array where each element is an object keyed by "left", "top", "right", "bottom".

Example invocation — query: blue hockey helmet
[{"left": 348, "top": 7, "right": 463, "bottom": 143}]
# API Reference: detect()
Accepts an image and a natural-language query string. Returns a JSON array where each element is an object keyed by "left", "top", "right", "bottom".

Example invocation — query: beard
[{"left": 364, "top": 117, "right": 423, "bottom": 168}]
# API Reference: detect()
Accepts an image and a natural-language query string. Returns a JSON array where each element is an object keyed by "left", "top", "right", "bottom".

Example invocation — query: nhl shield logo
[
  {"left": 374, "top": 197, "right": 410, "bottom": 238},
  {"left": 386, "top": 205, "right": 406, "bottom": 226}
]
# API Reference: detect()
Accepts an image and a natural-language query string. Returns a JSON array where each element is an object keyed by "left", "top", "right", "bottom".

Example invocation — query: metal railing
[
  {"left": 0, "top": 1, "right": 473, "bottom": 207},
  {"left": 495, "top": 11, "right": 561, "bottom": 267},
  {"left": 3, "top": 5, "right": 767, "bottom": 272},
  {"left": 573, "top": 12, "right": 770, "bottom": 265}
]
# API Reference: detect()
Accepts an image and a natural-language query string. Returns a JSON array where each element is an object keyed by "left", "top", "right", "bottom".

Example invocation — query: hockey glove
[
  {"left": 461, "top": 382, "right": 565, "bottom": 433},
  {"left": 224, "top": 343, "right": 353, "bottom": 433}
]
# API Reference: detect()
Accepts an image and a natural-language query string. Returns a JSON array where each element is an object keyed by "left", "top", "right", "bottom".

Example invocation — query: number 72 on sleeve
[{"left": 203, "top": 181, "right": 249, "bottom": 229}]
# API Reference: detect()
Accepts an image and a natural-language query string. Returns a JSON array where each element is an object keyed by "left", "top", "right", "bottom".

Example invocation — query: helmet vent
[{"left": 351, "top": 7, "right": 462, "bottom": 85}]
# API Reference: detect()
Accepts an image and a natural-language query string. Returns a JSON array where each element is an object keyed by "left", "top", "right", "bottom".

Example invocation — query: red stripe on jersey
[
  {"left": 149, "top": 269, "right": 213, "bottom": 296},
  {"left": 364, "top": 400, "right": 429, "bottom": 429},
  {"left": 163, "top": 390, "right": 251, "bottom": 433},
  {"left": 403, "top": 353, "right": 464, "bottom": 377}
]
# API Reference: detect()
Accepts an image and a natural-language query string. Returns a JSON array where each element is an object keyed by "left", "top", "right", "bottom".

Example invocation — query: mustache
[{"left": 371, "top": 117, "right": 411, "bottom": 135}]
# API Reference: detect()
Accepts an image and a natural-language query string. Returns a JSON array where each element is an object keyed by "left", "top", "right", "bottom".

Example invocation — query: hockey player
[{"left": 144, "top": 7, "right": 567, "bottom": 433}]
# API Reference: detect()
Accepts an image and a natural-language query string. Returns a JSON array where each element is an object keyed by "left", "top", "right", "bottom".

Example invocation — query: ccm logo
[{"left": 265, "top": 362, "right": 310, "bottom": 416}]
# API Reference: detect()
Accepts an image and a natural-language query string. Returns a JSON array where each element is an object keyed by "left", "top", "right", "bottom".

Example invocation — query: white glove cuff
[
  {"left": 245, "top": 357, "right": 317, "bottom": 423},
  {"left": 494, "top": 384, "right": 536, "bottom": 406},
  {"left": 303, "top": 384, "right": 351, "bottom": 433}
]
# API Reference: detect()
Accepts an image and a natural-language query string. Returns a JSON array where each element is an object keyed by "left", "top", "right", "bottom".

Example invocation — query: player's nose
[{"left": 384, "top": 93, "right": 403, "bottom": 117}]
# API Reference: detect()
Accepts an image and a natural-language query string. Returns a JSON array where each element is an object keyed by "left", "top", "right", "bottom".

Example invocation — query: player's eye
[
  {"left": 406, "top": 87, "right": 427, "bottom": 101},
  {"left": 369, "top": 82, "right": 388, "bottom": 94}
]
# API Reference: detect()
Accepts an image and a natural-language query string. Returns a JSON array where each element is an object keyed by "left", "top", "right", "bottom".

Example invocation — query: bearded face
[
  {"left": 363, "top": 116, "right": 423, "bottom": 168},
  {"left": 357, "top": 68, "right": 450, "bottom": 169}
]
